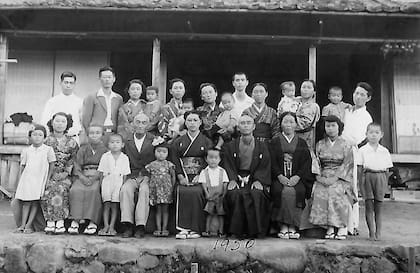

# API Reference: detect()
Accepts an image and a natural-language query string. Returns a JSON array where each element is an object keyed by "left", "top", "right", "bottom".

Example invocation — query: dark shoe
[
  {"left": 134, "top": 225, "right": 145, "bottom": 239},
  {"left": 121, "top": 224, "right": 133, "bottom": 238}
]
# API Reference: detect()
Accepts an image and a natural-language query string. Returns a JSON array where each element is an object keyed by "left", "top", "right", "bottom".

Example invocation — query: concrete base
[{"left": 0, "top": 234, "right": 419, "bottom": 273}]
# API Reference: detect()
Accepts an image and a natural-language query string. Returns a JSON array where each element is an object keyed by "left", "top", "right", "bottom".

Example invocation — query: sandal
[
  {"left": 161, "top": 230, "right": 169, "bottom": 237},
  {"left": 68, "top": 221, "right": 79, "bottom": 235},
  {"left": 324, "top": 232, "right": 335, "bottom": 239},
  {"left": 153, "top": 230, "right": 162, "bottom": 237},
  {"left": 14, "top": 227, "right": 24, "bottom": 233},
  {"left": 335, "top": 234, "right": 347, "bottom": 240},
  {"left": 176, "top": 230, "right": 188, "bottom": 239},
  {"left": 97, "top": 228, "right": 108, "bottom": 236},
  {"left": 186, "top": 231, "right": 200, "bottom": 239},
  {"left": 288, "top": 232, "right": 300, "bottom": 240},
  {"left": 278, "top": 231, "right": 289, "bottom": 239},
  {"left": 201, "top": 231, "right": 211, "bottom": 237},
  {"left": 83, "top": 225, "right": 97, "bottom": 235},
  {"left": 218, "top": 232, "right": 227, "bottom": 238},
  {"left": 44, "top": 226, "right": 55, "bottom": 234},
  {"left": 54, "top": 226, "right": 66, "bottom": 235},
  {"left": 108, "top": 229, "right": 117, "bottom": 236},
  {"left": 23, "top": 227, "right": 34, "bottom": 234}
]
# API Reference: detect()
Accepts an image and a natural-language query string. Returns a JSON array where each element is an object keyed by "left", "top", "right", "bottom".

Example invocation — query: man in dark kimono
[{"left": 223, "top": 114, "right": 272, "bottom": 238}]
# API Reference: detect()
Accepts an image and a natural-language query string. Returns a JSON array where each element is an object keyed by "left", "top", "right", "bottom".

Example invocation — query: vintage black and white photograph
[{"left": 0, "top": 0, "right": 419, "bottom": 272}]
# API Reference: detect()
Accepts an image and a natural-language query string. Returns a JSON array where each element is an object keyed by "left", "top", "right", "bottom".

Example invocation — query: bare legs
[
  {"left": 155, "top": 204, "right": 169, "bottom": 236},
  {"left": 365, "top": 199, "right": 383, "bottom": 240},
  {"left": 101, "top": 201, "right": 118, "bottom": 235},
  {"left": 18, "top": 201, "right": 38, "bottom": 232}
]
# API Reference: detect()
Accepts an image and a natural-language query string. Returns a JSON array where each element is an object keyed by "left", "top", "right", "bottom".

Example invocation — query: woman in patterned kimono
[
  {"left": 117, "top": 79, "right": 147, "bottom": 140},
  {"left": 171, "top": 110, "right": 213, "bottom": 239},
  {"left": 270, "top": 112, "right": 312, "bottom": 239},
  {"left": 242, "top": 83, "right": 280, "bottom": 142},
  {"left": 68, "top": 125, "right": 108, "bottom": 235},
  {"left": 295, "top": 80, "right": 320, "bottom": 151},
  {"left": 308, "top": 115, "right": 355, "bottom": 240},
  {"left": 42, "top": 112, "right": 79, "bottom": 234}
]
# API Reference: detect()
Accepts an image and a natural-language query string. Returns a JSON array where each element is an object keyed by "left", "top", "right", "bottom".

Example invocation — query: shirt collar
[
  {"left": 134, "top": 133, "right": 146, "bottom": 141},
  {"left": 128, "top": 99, "right": 146, "bottom": 106},
  {"left": 97, "top": 88, "right": 118, "bottom": 99},
  {"left": 351, "top": 105, "right": 367, "bottom": 113},
  {"left": 233, "top": 91, "right": 253, "bottom": 102},
  {"left": 282, "top": 132, "right": 295, "bottom": 143}
]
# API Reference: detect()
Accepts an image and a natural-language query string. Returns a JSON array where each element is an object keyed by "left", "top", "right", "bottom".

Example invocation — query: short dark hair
[
  {"left": 28, "top": 124, "right": 47, "bottom": 138},
  {"left": 232, "top": 72, "right": 247, "bottom": 81},
  {"left": 278, "top": 111, "right": 298, "bottom": 129},
  {"left": 280, "top": 81, "right": 295, "bottom": 91},
  {"left": 47, "top": 112, "right": 73, "bottom": 134},
  {"left": 323, "top": 115, "right": 344, "bottom": 136},
  {"left": 183, "top": 98, "right": 195, "bottom": 107},
  {"left": 184, "top": 109, "right": 202, "bottom": 122},
  {"left": 367, "top": 122, "right": 382, "bottom": 132},
  {"left": 329, "top": 86, "right": 342, "bottom": 94},
  {"left": 199, "top": 83, "right": 218, "bottom": 94},
  {"left": 169, "top": 78, "right": 186, "bottom": 90},
  {"left": 356, "top": 82, "right": 374, "bottom": 97},
  {"left": 146, "top": 86, "right": 159, "bottom": 95},
  {"left": 302, "top": 79, "right": 316, "bottom": 90},
  {"left": 99, "top": 66, "right": 115, "bottom": 77},
  {"left": 108, "top": 133, "right": 124, "bottom": 142},
  {"left": 251, "top": 82, "right": 268, "bottom": 92},
  {"left": 206, "top": 147, "right": 221, "bottom": 158},
  {"left": 126, "top": 79, "right": 146, "bottom": 95},
  {"left": 60, "top": 71, "right": 76, "bottom": 82}
]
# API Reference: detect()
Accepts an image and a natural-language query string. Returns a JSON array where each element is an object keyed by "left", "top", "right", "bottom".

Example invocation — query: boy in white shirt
[{"left": 357, "top": 123, "right": 393, "bottom": 241}]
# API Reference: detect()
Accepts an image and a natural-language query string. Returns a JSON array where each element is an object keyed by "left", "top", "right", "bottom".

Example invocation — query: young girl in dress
[
  {"left": 199, "top": 148, "right": 229, "bottom": 237},
  {"left": 145, "top": 136, "right": 176, "bottom": 237},
  {"left": 14, "top": 125, "right": 56, "bottom": 233},
  {"left": 98, "top": 133, "right": 131, "bottom": 236}
]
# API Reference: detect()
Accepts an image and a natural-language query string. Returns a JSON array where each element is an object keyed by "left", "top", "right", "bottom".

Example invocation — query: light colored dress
[
  {"left": 15, "top": 144, "right": 56, "bottom": 201},
  {"left": 98, "top": 151, "right": 131, "bottom": 202},
  {"left": 145, "top": 160, "right": 176, "bottom": 206},
  {"left": 41, "top": 135, "right": 78, "bottom": 221},
  {"left": 308, "top": 137, "right": 354, "bottom": 228}
]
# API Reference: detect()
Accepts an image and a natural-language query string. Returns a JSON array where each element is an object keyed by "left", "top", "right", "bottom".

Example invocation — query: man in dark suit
[
  {"left": 120, "top": 113, "right": 155, "bottom": 238},
  {"left": 82, "top": 66, "right": 123, "bottom": 135}
]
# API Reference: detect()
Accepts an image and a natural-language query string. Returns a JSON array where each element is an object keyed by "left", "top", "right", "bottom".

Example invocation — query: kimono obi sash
[{"left": 181, "top": 157, "right": 205, "bottom": 176}]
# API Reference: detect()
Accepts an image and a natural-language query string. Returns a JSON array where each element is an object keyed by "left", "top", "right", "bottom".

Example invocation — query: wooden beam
[
  {"left": 1, "top": 29, "right": 420, "bottom": 43},
  {"left": 0, "top": 35, "right": 8, "bottom": 145},
  {"left": 309, "top": 45, "right": 317, "bottom": 82},
  {"left": 152, "top": 38, "right": 167, "bottom": 103},
  {"left": 408, "top": 247, "right": 416, "bottom": 273}
]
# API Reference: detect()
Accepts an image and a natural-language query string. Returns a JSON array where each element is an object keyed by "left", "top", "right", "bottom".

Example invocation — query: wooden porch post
[
  {"left": 152, "top": 38, "right": 167, "bottom": 103},
  {"left": 0, "top": 35, "right": 9, "bottom": 145},
  {"left": 309, "top": 45, "right": 317, "bottom": 82}
]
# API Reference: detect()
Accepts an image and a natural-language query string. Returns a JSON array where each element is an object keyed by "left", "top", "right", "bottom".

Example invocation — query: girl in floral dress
[
  {"left": 41, "top": 112, "right": 79, "bottom": 234},
  {"left": 145, "top": 137, "right": 176, "bottom": 237}
]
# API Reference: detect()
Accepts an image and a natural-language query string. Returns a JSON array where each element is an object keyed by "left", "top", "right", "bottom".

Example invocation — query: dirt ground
[{"left": 0, "top": 199, "right": 419, "bottom": 244}]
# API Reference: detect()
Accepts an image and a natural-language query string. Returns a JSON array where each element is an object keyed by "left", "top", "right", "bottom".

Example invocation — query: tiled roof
[{"left": 0, "top": 0, "right": 420, "bottom": 14}]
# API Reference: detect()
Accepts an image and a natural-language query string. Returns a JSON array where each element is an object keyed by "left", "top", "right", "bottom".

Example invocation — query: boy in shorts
[{"left": 357, "top": 123, "right": 393, "bottom": 241}]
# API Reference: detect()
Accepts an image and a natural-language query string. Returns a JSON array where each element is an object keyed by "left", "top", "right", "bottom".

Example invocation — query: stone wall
[{"left": 0, "top": 235, "right": 419, "bottom": 273}]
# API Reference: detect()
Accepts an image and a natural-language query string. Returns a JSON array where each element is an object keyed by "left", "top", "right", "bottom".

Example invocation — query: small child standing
[
  {"left": 357, "top": 123, "right": 393, "bottom": 241},
  {"left": 144, "top": 86, "right": 162, "bottom": 134},
  {"left": 98, "top": 133, "right": 131, "bottom": 236},
  {"left": 321, "top": 86, "right": 352, "bottom": 121},
  {"left": 214, "top": 92, "right": 238, "bottom": 149},
  {"left": 199, "top": 148, "right": 229, "bottom": 237},
  {"left": 145, "top": 136, "right": 176, "bottom": 237},
  {"left": 277, "top": 81, "right": 301, "bottom": 116},
  {"left": 14, "top": 125, "right": 56, "bottom": 233}
]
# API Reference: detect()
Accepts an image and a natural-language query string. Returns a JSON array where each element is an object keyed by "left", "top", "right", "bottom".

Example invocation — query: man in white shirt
[
  {"left": 41, "top": 71, "right": 83, "bottom": 137},
  {"left": 82, "top": 67, "right": 123, "bottom": 135},
  {"left": 342, "top": 82, "right": 374, "bottom": 236},
  {"left": 222, "top": 72, "right": 254, "bottom": 118}
]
